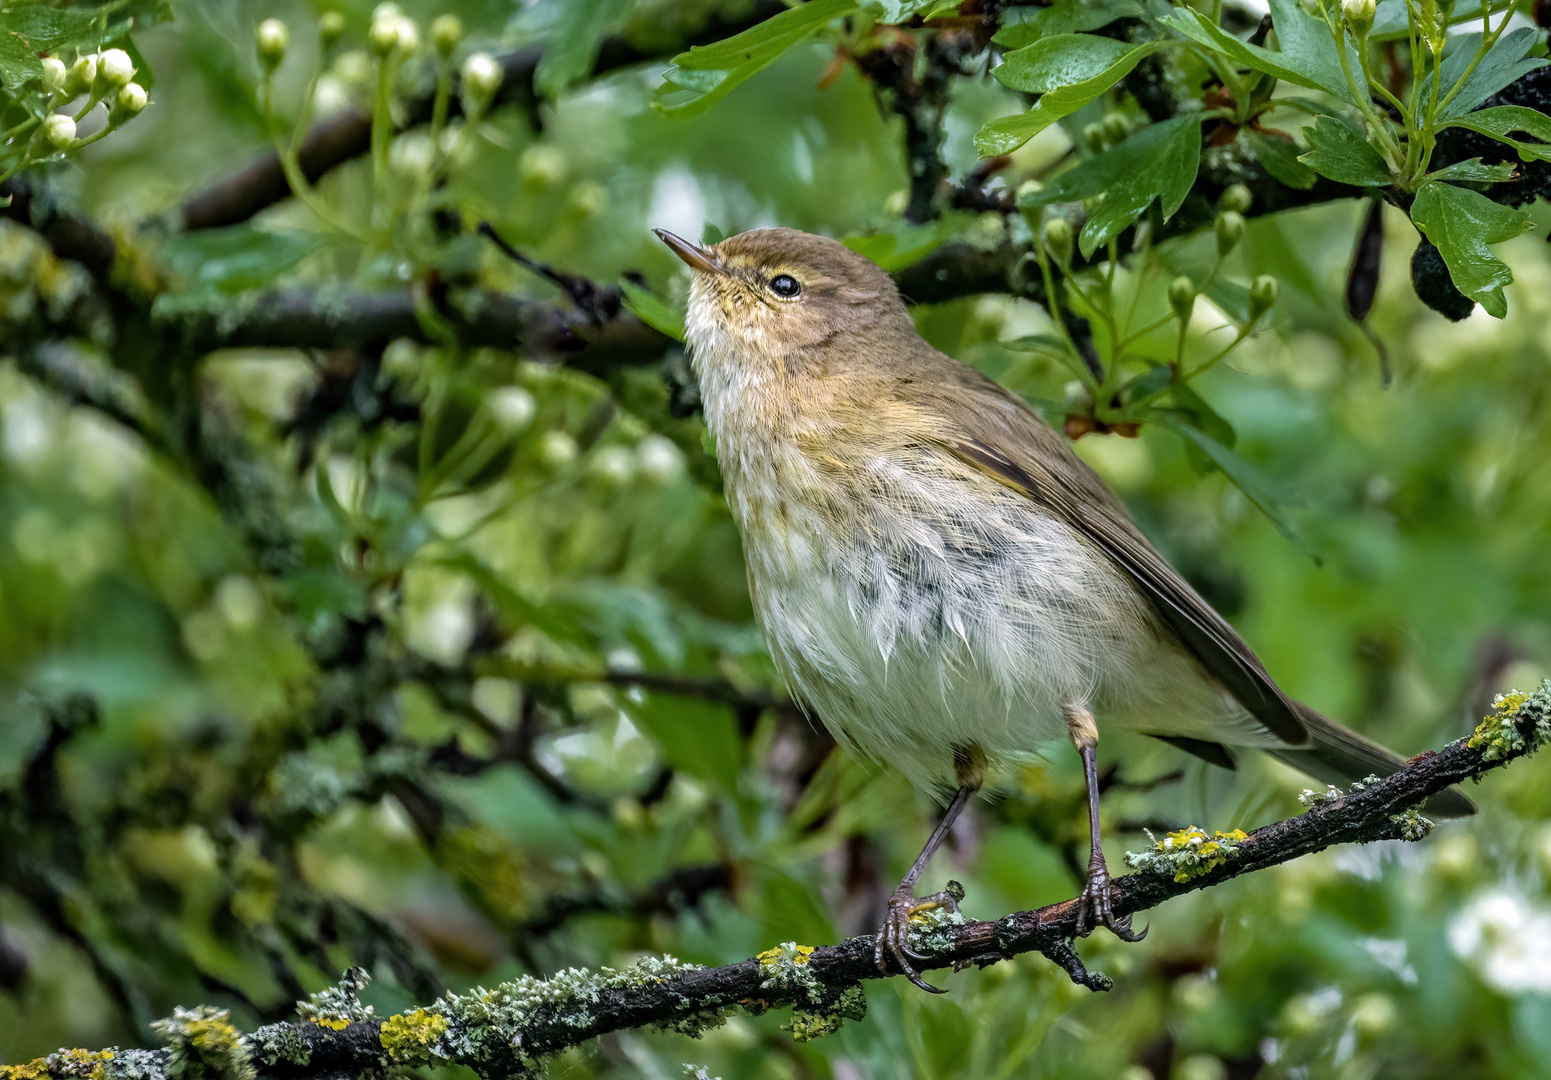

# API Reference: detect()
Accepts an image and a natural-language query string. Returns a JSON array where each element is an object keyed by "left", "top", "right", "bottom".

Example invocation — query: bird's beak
[{"left": 654, "top": 229, "right": 723, "bottom": 274}]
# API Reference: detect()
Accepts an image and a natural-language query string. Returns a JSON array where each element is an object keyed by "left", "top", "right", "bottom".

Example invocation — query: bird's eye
[{"left": 769, "top": 274, "right": 802, "bottom": 298}]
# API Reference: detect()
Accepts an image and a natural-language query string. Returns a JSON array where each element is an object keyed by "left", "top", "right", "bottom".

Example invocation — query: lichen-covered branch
[{"left": 6, "top": 684, "right": 1545, "bottom": 1080}]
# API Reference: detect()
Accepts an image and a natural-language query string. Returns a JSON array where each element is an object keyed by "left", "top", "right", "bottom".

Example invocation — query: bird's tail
[{"left": 1267, "top": 703, "right": 1476, "bottom": 818}]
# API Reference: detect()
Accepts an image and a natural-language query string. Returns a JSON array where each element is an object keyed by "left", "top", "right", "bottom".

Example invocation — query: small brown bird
[{"left": 655, "top": 226, "right": 1473, "bottom": 992}]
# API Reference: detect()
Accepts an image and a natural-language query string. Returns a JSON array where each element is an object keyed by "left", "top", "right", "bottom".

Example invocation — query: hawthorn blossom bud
[
  {"left": 66, "top": 54, "right": 97, "bottom": 96},
  {"left": 488, "top": 387, "right": 536, "bottom": 433},
  {"left": 368, "top": 4, "right": 406, "bottom": 56},
  {"left": 1042, "top": 217, "right": 1073, "bottom": 266},
  {"left": 256, "top": 19, "right": 290, "bottom": 71},
  {"left": 319, "top": 11, "right": 346, "bottom": 50},
  {"left": 1101, "top": 112, "right": 1130, "bottom": 145},
  {"left": 41, "top": 57, "right": 68, "bottom": 93},
  {"left": 44, "top": 113, "right": 76, "bottom": 149},
  {"left": 635, "top": 435, "right": 683, "bottom": 485},
  {"left": 1215, "top": 210, "right": 1246, "bottom": 258},
  {"left": 1249, "top": 274, "right": 1280, "bottom": 321},
  {"left": 1219, "top": 183, "right": 1253, "bottom": 214},
  {"left": 1082, "top": 121, "right": 1106, "bottom": 154},
  {"left": 461, "top": 51, "right": 501, "bottom": 109},
  {"left": 114, "top": 81, "right": 148, "bottom": 117},
  {"left": 431, "top": 14, "right": 463, "bottom": 59},
  {"left": 1343, "top": 0, "right": 1376, "bottom": 35},
  {"left": 1168, "top": 275, "right": 1197, "bottom": 322},
  {"left": 97, "top": 48, "right": 135, "bottom": 89}
]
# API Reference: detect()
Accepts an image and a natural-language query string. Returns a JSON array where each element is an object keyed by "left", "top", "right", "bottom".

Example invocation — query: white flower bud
[
  {"left": 461, "top": 51, "right": 502, "bottom": 109},
  {"left": 587, "top": 445, "right": 635, "bottom": 488},
  {"left": 635, "top": 435, "right": 683, "bottom": 484},
  {"left": 114, "top": 81, "right": 148, "bottom": 117},
  {"left": 488, "top": 387, "right": 536, "bottom": 433},
  {"left": 44, "top": 113, "right": 76, "bottom": 149},
  {"left": 97, "top": 47, "right": 135, "bottom": 89},
  {"left": 41, "top": 57, "right": 67, "bottom": 93},
  {"left": 66, "top": 54, "right": 97, "bottom": 96},
  {"left": 1343, "top": 0, "right": 1376, "bottom": 34},
  {"left": 537, "top": 430, "right": 578, "bottom": 468},
  {"left": 319, "top": 11, "right": 346, "bottom": 51},
  {"left": 368, "top": 8, "right": 401, "bottom": 55},
  {"left": 1168, "top": 275, "right": 1197, "bottom": 322},
  {"left": 256, "top": 19, "right": 290, "bottom": 71},
  {"left": 430, "top": 14, "right": 463, "bottom": 59},
  {"left": 393, "top": 16, "right": 419, "bottom": 54}
]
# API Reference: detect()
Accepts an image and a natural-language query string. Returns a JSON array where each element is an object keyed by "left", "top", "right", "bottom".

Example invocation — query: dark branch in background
[
  {"left": 7, "top": 703, "right": 1543, "bottom": 1080},
  {"left": 176, "top": 1, "right": 791, "bottom": 232}
]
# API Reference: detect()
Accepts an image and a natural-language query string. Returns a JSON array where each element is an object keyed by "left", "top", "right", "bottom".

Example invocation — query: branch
[{"left": 8, "top": 685, "right": 1545, "bottom": 1080}]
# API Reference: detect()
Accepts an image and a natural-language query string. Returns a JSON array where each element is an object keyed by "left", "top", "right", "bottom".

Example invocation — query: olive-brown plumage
[{"left": 656, "top": 226, "right": 1473, "bottom": 991}]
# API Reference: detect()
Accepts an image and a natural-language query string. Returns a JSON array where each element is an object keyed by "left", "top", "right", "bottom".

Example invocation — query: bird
[{"left": 653, "top": 225, "right": 1474, "bottom": 992}]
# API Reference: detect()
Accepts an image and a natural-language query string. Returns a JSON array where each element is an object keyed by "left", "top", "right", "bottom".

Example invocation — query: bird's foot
[
  {"left": 1075, "top": 856, "right": 1146, "bottom": 942},
  {"left": 873, "top": 879, "right": 966, "bottom": 993}
]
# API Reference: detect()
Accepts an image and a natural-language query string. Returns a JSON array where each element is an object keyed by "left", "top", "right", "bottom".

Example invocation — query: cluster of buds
[{"left": 32, "top": 46, "right": 147, "bottom": 154}]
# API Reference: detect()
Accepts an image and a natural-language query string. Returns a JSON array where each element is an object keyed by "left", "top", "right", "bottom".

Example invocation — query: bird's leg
[
  {"left": 874, "top": 744, "right": 983, "bottom": 993},
  {"left": 1067, "top": 704, "right": 1145, "bottom": 943}
]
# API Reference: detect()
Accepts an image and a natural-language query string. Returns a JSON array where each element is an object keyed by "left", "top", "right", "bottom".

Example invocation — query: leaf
[
  {"left": 535, "top": 0, "right": 631, "bottom": 99},
  {"left": 1019, "top": 115, "right": 1200, "bottom": 256},
  {"left": 860, "top": 0, "right": 938, "bottom": 20},
  {"left": 1409, "top": 180, "right": 1534, "bottom": 318},
  {"left": 0, "top": 6, "right": 93, "bottom": 88},
  {"left": 1149, "top": 413, "right": 1316, "bottom": 557},
  {"left": 1245, "top": 129, "right": 1318, "bottom": 189},
  {"left": 1440, "top": 105, "right": 1551, "bottom": 164},
  {"left": 655, "top": 0, "right": 857, "bottom": 117},
  {"left": 1424, "top": 158, "right": 1518, "bottom": 184},
  {"left": 978, "top": 36, "right": 1166, "bottom": 156},
  {"left": 1297, "top": 115, "right": 1392, "bottom": 186},
  {"left": 1430, "top": 28, "right": 1548, "bottom": 121},
  {"left": 1169, "top": 380, "right": 1236, "bottom": 448},
  {"left": 1160, "top": 0, "right": 1361, "bottom": 107},
  {"left": 841, "top": 216, "right": 958, "bottom": 270},
  {"left": 620, "top": 280, "right": 685, "bottom": 342},
  {"left": 159, "top": 226, "right": 327, "bottom": 295},
  {"left": 992, "top": 0, "right": 1143, "bottom": 49},
  {"left": 624, "top": 693, "right": 742, "bottom": 793}
]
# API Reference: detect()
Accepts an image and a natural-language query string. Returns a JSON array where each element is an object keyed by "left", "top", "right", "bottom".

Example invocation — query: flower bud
[
  {"left": 635, "top": 435, "right": 683, "bottom": 485},
  {"left": 1042, "top": 217, "right": 1073, "bottom": 266},
  {"left": 1248, "top": 274, "right": 1279, "bottom": 321},
  {"left": 319, "top": 11, "right": 346, "bottom": 51},
  {"left": 1215, "top": 210, "right": 1245, "bottom": 258},
  {"left": 1343, "top": 0, "right": 1376, "bottom": 35},
  {"left": 1101, "top": 112, "right": 1130, "bottom": 145},
  {"left": 41, "top": 57, "right": 67, "bottom": 93},
  {"left": 461, "top": 51, "right": 502, "bottom": 110},
  {"left": 114, "top": 81, "right": 148, "bottom": 118},
  {"left": 96, "top": 48, "right": 134, "bottom": 89},
  {"left": 66, "top": 54, "right": 97, "bottom": 96},
  {"left": 1168, "top": 275, "right": 1197, "bottom": 322},
  {"left": 368, "top": 6, "right": 403, "bottom": 56},
  {"left": 587, "top": 445, "right": 635, "bottom": 489},
  {"left": 44, "top": 113, "right": 76, "bottom": 149},
  {"left": 537, "top": 430, "right": 578, "bottom": 468},
  {"left": 430, "top": 14, "right": 463, "bottom": 60},
  {"left": 1082, "top": 121, "right": 1106, "bottom": 154},
  {"left": 1219, "top": 183, "right": 1252, "bottom": 214},
  {"left": 256, "top": 19, "right": 289, "bottom": 71},
  {"left": 393, "top": 16, "right": 419, "bottom": 54},
  {"left": 488, "top": 387, "right": 536, "bottom": 433}
]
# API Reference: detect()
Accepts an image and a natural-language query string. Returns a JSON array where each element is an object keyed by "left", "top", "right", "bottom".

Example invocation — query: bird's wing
[{"left": 922, "top": 377, "right": 1308, "bottom": 746}]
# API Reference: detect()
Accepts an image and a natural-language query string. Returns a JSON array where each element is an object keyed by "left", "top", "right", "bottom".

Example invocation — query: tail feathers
[{"left": 1268, "top": 704, "right": 1476, "bottom": 818}]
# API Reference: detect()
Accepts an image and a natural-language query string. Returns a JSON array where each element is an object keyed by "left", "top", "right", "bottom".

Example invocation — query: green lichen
[
  {"left": 1297, "top": 784, "right": 1344, "bottom": 808},
  {"left": 1124, "top": 827, "right": 1248, "bottom": 883},
  {"left": 905, "top": 883, "right": 968, "bottom": 956},
  {"left": 101, "top": 1049, "right": 165, "bottom": 1080},
  {"left": 379, "top": 1010, "right": 448, "bottom": 1065},
  {"left": 787, "top": 984, "right": 867, "bottom": 1044},
  {"left": 151, "top": 1007, "right": 255, "bottom": 1080},
  {"left": 757, "top": 942, "right": 823, "bottom": 1005},
  {"left": 295, "top": 968, "right": 374, "bottom": 1028},
  {"left": 1390, "top": 806, "right": 1434, "bottom": 842},
  {"left": 243, "top": 1025, "right": 310, "bottom": 1068},
  {"left": 49, "top": 1049, "right": 116, "bottom": 1080},
  {"left": 0, "top": 1058, "right": 49, "bottom": 1080},
  {"left": 1469, "top": 682, "right": 1551, "bottom": 762}
]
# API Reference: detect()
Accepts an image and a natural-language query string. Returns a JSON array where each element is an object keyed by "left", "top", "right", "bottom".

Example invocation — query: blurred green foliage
[{"left": 1, "top": 1, "right": 1550, "bottom": 1078}]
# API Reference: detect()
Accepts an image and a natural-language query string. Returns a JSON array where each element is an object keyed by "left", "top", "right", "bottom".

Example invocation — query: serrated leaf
[
  {"left": 1019, "top": 115, "right": 1200, "bottom": 256},
  {"left": 655, "top": 0, "right": 857, "bottom": 117},
  {"left": 992, "top": 0, "right": 1143, "bottom": 50},
  {"left": 620, "top": 280, "right": 685, "bottom": 342},
  {"left": 1428, "top": 28, "right": 1548, "bottom": 121},
  {"left": 1245, "top": 129, "right": 1318, "bottom": 189},
  {"left": 1425, "top": 157, "right": 1518, "bottom": 184},
  {"left": 535, "top": 0, "right": 631, "bottom": 99},
  {"left": 1297, "top": 115, "right": 1393, "bottom": 186},
  {"left": 976, "top": 36, "right": 1166, "bottom": 156},
  {"left": 1440, "top": 105, "right": 1551, "bottom": 164},
  {"left": 1159, "top": 0, "right": 1362, "bottom": 107},
  {"left": 1409, "top": 180, "right": 1534, "bottom": 319}
]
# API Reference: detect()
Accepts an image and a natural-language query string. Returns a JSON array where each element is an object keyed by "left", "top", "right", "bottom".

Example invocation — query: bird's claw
[
  {"left": 873, "top": 881, "right": 965, "bottom": 993},
  {"left": 1075, "top": 858, "right": 1147, "bottom": 942}
]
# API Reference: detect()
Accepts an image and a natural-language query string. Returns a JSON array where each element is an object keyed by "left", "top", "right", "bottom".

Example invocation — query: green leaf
[
  {"left": 860, "top": 0, "right": 938, "bottom": 21},
  {"left": 992, "top": 0, "right": 1143, "bottom": 49},
  {"left": 1430, "top": 28, "right": 1548, "bottom": 121},
  {"left": 620, "top": 280, "right": 685, "bottom": 342},
  {"left": 535, "top": 0, "right": 631, "bottom": 99},
  {"left": 1019, "top": 115, "right": 1200, "bottom": 256},
  {"left": 841, "top": 216, "right": 958, "bottom": 270},
  {"left": 1424, "top": 158, "right": 1518, "bottom": 184},
  {"left": 1169, "top": 379, "right": 1235, "bottom": 448},
  {"left": 1297, "top": 115, "right": 1392, "bottom": 186},
  {"left": 1150, "top": 413, "right": 1316, "bottom": 557},
  {"left": 1409, "top": 180, "right": 1534, "bottom": 319},
  {"left": 1117, "top": 363, "right": 1174, "bottom": 406},
  {"left": 624, "top": 693, "right": 742, "bottom": 793},
  {"left": 0, "top": 6, "right": 93, "bottom": 88},
  {"left": 1160, "top": 0, "right": 1362, "bottom": 107},
  {"left": 1440, "top": 105, "right": 1551, "bottom": 164},
  {"left": 978, "top": 36, "right": 1166, "bottom": 156},
  {"left": 159, "top": 226, "right": 327, "bottom": 296},
  {"left": 655, "top": 0, "right": 857, "bottom": 117},
  {"left": 1245, "top": 129, "right": 1318, "bottom": 189}
]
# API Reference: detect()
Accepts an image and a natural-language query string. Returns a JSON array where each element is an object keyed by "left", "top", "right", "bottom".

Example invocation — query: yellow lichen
[
  {"left": 51, "top": 1049, "right": 115, "bottom": 1080},
  {"left": 378, "top": 1009, "right": 448, "bottom": 1065},
  {"left": 0, "top": 1057, "right": 50, "bottom": 1080},
  {"left": 757, "top": 943, "right": 814, "bottom": 967},
  {"left": 1125, "top": 826, "right": 1249, "bottom": 883},
  {"left": 310, "top": 1017, "right": 349, "bottom": 1031}
]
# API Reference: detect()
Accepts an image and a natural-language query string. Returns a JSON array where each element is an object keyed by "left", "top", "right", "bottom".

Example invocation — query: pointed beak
[{"left": 654, "top": 228, "right": 723, "bottom": 274}]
